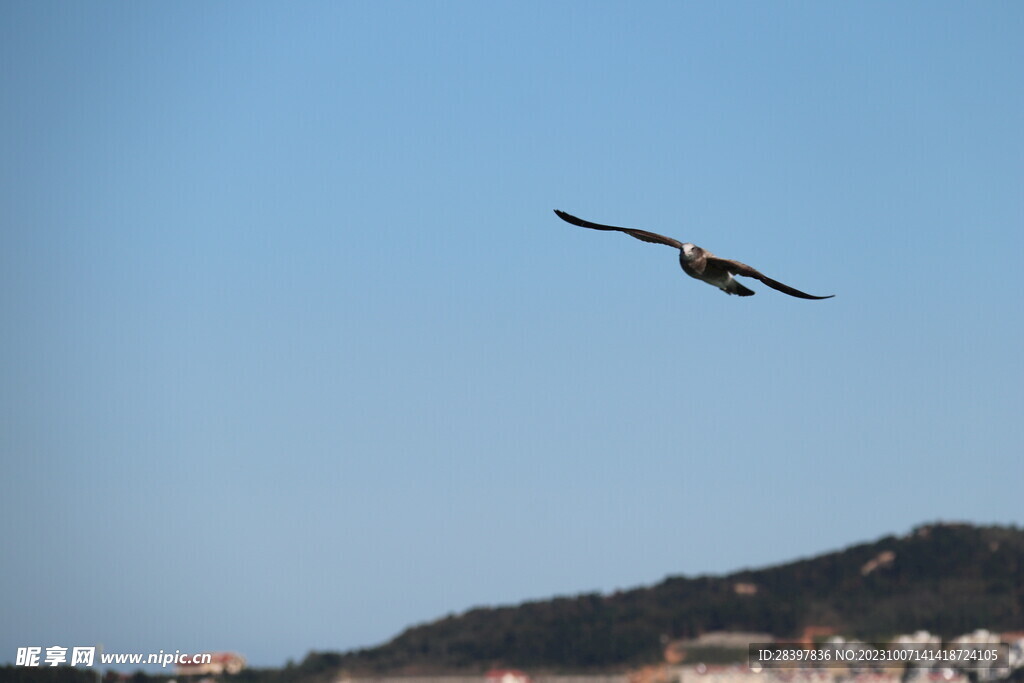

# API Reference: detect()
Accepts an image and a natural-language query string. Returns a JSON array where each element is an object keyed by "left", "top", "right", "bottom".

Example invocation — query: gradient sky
[{"left": 2, "top": 0, "right": 1022, "bottom": 672}]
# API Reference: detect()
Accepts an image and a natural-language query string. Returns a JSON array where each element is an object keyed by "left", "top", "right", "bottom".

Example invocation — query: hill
[{"left": 317, "top": 523, "right": 1024, "bottom": 674}]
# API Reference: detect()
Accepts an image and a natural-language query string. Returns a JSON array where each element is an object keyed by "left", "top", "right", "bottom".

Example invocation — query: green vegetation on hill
[{"left": 326, "top": 523, "right": 1024, "bottom": 673}]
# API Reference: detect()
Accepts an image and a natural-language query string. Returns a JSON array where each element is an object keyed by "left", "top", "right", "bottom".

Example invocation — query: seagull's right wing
[
  {"left": 554, "top": 210, "right": 684, "bottom": 249},
  {"left": 712, "top": 257, "right": 835, "bottom": 300}
]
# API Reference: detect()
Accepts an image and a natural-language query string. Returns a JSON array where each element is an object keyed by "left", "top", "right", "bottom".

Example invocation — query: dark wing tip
[
  {"left": 729, "top": 265, "right": 833, "bottom": 300},
  {"left": 553, "top": 209, "right": 586, "bottom": 226},
  {"left": 786, "top": 289, "right": 835, "bottom": 300},
  {"left": 762, "top": 276, "right": 835, "bottom": 300}
]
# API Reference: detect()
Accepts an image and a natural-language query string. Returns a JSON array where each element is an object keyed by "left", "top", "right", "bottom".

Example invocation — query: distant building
[
  {"left": 690, "top": 631, "right": 774, "bottom": 648},
  {"left": 801, "top": 626, "right": 837, "bottom": 646},
  {"left": 892, "top": 631, "right": 941, "bottom": 646},
  {"left": 176, "top": 651, "right": 245, "bottom": 676},
  {"left": 486, "top": 669, "right": 531, "bottom": 683},
  {"left": 891, "top": 631, "right": 942, "bottom": 665},
  {"left": 952, "top": 630, "right": 999, "bottom": 645}
]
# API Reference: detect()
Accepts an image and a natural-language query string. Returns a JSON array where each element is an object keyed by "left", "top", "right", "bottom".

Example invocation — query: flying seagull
[{"left": 553, "top": 209, "right": 834, "bottom": 299}]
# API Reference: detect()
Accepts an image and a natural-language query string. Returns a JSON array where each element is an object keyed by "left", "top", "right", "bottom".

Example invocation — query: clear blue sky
[{"left": 2, "top": 0, "right": 1022, "bottom": 671}]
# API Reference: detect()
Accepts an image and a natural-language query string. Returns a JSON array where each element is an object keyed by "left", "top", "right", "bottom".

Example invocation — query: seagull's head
[{"left": 680, "top": 243, "right": 701, "bottom": 261}]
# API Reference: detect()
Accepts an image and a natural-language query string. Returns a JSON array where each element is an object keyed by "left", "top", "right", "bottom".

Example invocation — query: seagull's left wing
[
  {"left": 554, "top": 210, "right": 684, "bottom": 249},
  {"left": 710, "top": 257, "right": 834, "bottom": 300}
]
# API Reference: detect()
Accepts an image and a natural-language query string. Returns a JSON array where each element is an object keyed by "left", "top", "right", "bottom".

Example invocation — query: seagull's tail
[{"left": 722, "top": 280, "right": 756, "bottom": 297}]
